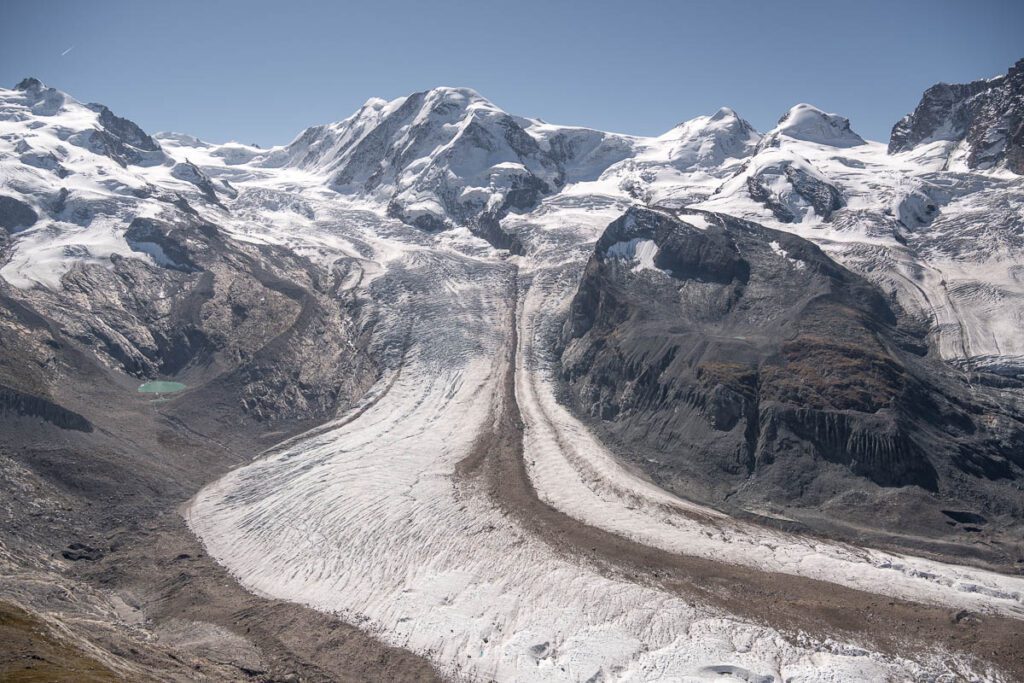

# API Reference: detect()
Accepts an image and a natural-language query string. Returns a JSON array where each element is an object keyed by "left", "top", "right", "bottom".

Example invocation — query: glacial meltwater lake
[{"left": 137, "top": 381, "right": 187, "bottom": 394}]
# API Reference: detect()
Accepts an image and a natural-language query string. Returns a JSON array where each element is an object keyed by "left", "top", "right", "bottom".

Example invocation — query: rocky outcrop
[
  {"left": 889, "top": 58, "right": 1024, "bottom": 173},
  {"left": 474, "top": 214, "right": 525, "bottom": 254},
  {"left": 170, "top": 160, "right": 222, "bottom": 204},
  {"left": 0, "top": 195, "right": 37, "bottom": 233},
  {"left": 11, "top": 77, "right": 67, "bottom": 116},
  {"left": 560, "top": 207, "right": 1024, "bottom": 523},
  {"left": 75, "top": 103, "right": 167, "bottom": 168},
  {"left": 61, "top": 542, "right": 103, "bottom": 561},
  {"left": 744, "top": 158, "right": 845, "bottom": 222},
  {"left": 9, "top": 204, "right": 377, "bottom": 425},
  {"left": 88, "top": 103, "right": 162, "bottom": 150}
]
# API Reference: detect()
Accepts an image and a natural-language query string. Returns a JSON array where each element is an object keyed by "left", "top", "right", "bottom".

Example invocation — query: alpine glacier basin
[{"left": 186, "top": 239, "right": 1022, "bottom": 682}]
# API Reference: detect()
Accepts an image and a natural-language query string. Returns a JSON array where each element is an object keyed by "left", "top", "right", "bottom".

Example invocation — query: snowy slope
[
  {"left": 3, "top": 71, "right": 1021, "bottom": 426},
  {"left": 0, "top": 79, "right": 243, "bottom": 288},
  {"left": 249, "top": 86, "right": 637, "bottom": 232}
]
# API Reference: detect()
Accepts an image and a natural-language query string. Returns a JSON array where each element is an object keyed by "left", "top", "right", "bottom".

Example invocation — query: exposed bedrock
[
  {"left": 890, "top": 58, "right": 1024, "bottom": 174},
  {"left": 5, "top": 206, "right": 377, "bottom": 425},
  {"left": 560, "top": 207, "right": 1024, "bottom": 543}
]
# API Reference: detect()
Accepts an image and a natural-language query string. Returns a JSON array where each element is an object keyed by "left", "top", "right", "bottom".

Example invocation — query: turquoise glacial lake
[{"left": 137, "top": 381, "right": 187, "bottom": 394}]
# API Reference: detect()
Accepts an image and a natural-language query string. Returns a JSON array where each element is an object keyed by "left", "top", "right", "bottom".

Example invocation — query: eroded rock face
[
  {"left": 170, "top": 160, "right": 222, "bottom": 204},
  {"left": 560, "top": 207, "right": 1024, "bottom": 521},
  {"left": 890, "top": 58, "right": 1024, "bottom": 173},
  {"left": 124, "top": 217, "right": 202, "bottom": 272},
  {"left": 88, "top": 104, "right": 162, "bottom": 151},
  {"left": 76, "top": 103, "right": 167, "bottom": 168}
]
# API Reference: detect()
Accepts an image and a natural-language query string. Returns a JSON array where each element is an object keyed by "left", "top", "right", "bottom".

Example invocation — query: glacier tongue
[{"left": 185, "top": 239, "right": 981, "bottom": 682}]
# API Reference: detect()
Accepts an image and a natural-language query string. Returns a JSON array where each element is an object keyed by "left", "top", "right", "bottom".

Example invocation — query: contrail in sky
[{"left": 61, "top": 46, "right": 75, "bottom": 57}]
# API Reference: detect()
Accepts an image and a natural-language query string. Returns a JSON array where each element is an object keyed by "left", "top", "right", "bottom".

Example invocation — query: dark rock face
[
  {"left": 746, "top": 163, "right": 845, "bottom": 223},
  {"left": 77, "top": 103, "right": 166, "bottom": 167},
  {"left": 170, "top": 161, "right": 222, "bottom": 204},
  {"left": 475, "top": 214, "right": 525, "bottom": 254},
  {"left": 746, "top": 175, "right": 796, "bottom": 222},
  {"left": 62, "top": 542, "right": 103, "bottom": 561},
  {"left": 88, "top": 104, "right": 161, "bottom": 153},
  {"left": 889, "top": 58, "right": 1024, "bottom": 173},
  {"left": 0, "top": 385, "right": 92, "bottom": 431},
  {"left": 589, "top": 207, "right": 749, "bottom": 287},
  {"left": 14, "top": 77, "right": 44, "bottom": 92},
  {"left": 124, "top": 217, "right": 201, "bottom": 272},
  {"left": 560, "top": 207, "right": 1024, "bottom": 526},
  {"left": 0, "top": 195, "right": 38, "bottom": 233},
  {"left": 783, "top": 164, "right": 845, "bottom": 218}
]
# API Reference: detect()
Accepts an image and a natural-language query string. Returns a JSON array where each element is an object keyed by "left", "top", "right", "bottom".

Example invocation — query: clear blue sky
[{"left": 1, "top": 0, "right": 1021, "bottom": 146}]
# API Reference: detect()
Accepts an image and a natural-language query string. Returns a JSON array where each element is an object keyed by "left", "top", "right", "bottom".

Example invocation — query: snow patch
[{"left": 606, "top": 237, "right": 663, "bottom": 273}]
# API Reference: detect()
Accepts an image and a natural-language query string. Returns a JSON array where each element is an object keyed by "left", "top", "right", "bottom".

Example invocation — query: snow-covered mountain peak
[
  {"left": 359, "top": 95, "right": 390, "bottom": 110},
  {"left": 260, "top": 85, "right": 506, "bottom": 173},
  {"left": 5, "top": 77, "right": 71, "bottom": 118},
  {"left": 387, "top": 86, "right": 503, "bottom": 131},
  {"left": 652, "top": 107, "right": 760, "bottom": 168},
  {"left": 419, "top": 85, "right": 491, "bottom": 109},
  {"left": 661, "top": 106, "right": 752, "bottom": 137},
  {"left": 710, "top": 106, "right": 739, "bottom": 121},
  {"left": 14, "top": 76, "right": 45, "bottom": 92},
  {"left": 250, "top": 85, "right": 637, "bottom": 236},
  {"left": 761, "top": 103, "right": 865, "bottom": 149},
  {"left": 0, "top": 79, "right": 167, "bottom": 170}
]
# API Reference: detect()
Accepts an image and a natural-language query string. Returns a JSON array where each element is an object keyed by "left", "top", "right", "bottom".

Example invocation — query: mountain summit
[
  {"left": 259, "top": 86, "right": 632, "bottom": 235},
  {"left": 759, "top": 103, "right": 865, "bottom": 149}
]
